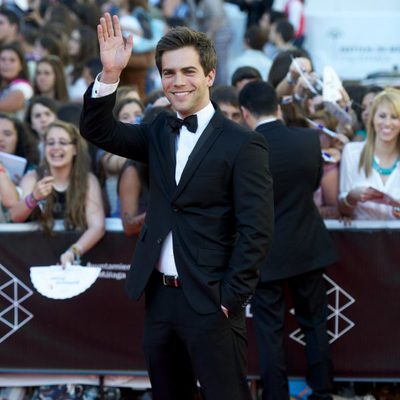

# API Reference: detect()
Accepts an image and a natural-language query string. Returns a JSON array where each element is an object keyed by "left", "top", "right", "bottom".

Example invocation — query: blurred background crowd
[{"left": 0, "top": 0, "right": 400, "bottom": 399}]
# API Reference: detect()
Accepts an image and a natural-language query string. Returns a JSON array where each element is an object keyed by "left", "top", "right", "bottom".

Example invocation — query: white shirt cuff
[{"left": 91, "top": 73, "right": 120, "bottom": 98}]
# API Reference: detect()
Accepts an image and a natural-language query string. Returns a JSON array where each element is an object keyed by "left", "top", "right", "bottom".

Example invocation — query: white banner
[{"left": 304, "top": 12, "right": 400, "bottom": 80}]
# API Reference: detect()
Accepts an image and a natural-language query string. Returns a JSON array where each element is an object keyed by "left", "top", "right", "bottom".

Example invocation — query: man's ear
[
  {"left": 240, "top": 106, "right": 250, "bottom": 121},
  {"left": 240, "top": 106, "right": 258, "bottom": 129},
  {"left": 276, "top": 104, "right": 283, "bottom": 121},
  {"left": 206, "top": 68, "right": 216, "bottom": 87}
]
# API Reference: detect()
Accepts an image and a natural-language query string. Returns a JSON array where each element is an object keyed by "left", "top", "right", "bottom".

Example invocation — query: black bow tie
[{"left": 167, "top": 114, "right": 198, "bottom": 133}]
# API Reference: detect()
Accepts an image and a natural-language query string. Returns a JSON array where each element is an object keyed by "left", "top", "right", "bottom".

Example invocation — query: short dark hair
[
  {"left": 274, "top": 19, "right": 295, "bottom": 43},
  {"left": 0, "top": 8, "right": 19, "bottom": 29},
  {"left": 238, "top": 81, "right": 278, "bottom": 117},
  {"left": 211, "top": 85, "right": 239, "bottom": 107},
  {"left": 155, "top": 26, "right": 217, "bottom": 76},
  {"left": 244, "top": 25, "right": 268, "bottom": 51},
  {"left": 231, "top": 66, "right": 262, "bottom": 87}
]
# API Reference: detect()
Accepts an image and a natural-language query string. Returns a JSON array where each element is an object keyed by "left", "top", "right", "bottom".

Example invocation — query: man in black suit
[
  {"left": 239, "top": 81, "right": 337, "bottom": 400},
  {"left": 80, "top": 13, "right": 274, "bottom": 400}
]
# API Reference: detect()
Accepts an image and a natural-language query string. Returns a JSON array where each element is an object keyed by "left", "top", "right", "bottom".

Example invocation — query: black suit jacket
[
  {"left": 80, "top": 86, "right": 274, "bottom": 314},
  {"left": 256, "top": 120, "right": 337, "bottom": 282}
]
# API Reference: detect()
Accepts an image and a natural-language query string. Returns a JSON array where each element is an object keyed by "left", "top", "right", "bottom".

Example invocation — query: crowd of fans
[
  {"left": 0, "top": 0, "right": 400, "bottom": 398},
  {"left": 0, "top": 0, "right": 400, "bottom": 261}
]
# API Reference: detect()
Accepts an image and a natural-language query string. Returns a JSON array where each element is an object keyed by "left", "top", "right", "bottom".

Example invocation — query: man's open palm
[{"left": 97, "top": 13, "right": 133, "bottom": 80}]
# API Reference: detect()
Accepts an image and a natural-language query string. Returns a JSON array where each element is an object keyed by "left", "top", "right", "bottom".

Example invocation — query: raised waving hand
[{"left": 97, "top": 13, "right": 133, "bottom": 83}]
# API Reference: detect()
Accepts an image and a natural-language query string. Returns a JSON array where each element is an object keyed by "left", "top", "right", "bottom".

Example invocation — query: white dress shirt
[{"left": 158, "top": 102, "right": 215, "bottom": 276}]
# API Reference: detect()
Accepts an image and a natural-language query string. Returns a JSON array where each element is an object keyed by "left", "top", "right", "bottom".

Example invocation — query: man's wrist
[
  {"left": 92, "top": 73, "right": 120, "bottom": 98},
  {"left": 99, "top": 71, "right": 120, "bottom": 84}
]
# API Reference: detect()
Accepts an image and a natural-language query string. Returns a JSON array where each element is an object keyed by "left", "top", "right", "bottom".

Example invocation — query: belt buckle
[{"left": 163, "top": 274, "right": 179, "bottom": 287}]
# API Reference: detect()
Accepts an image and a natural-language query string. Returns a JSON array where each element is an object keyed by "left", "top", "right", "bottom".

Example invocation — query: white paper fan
[{"left": 30, "top": 265, "right": 101, "bottom": 300}]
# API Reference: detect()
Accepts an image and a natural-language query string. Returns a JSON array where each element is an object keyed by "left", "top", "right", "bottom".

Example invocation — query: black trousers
[
  {"left": 252, "top": 268, "right": 334, "bottom": 400},
  {"left": 143, "top": 271, "right": 252, "bottom": 400}
]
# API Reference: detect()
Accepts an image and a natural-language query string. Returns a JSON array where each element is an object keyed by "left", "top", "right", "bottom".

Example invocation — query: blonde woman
[
  {"left": 10, "top": 120, "right": 105, "bottom": 266},
  {"left": 339, "top": 88, "right": 400, "bottom": 219}
]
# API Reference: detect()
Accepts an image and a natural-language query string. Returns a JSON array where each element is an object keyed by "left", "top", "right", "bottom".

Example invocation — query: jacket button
[{"left": 157, "top": 238, "right": 162, "bottom": 244}]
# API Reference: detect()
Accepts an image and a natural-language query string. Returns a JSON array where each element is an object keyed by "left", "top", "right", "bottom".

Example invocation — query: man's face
[
  {"left": 161, "top": 46, "right": 215, "bottom": 117},
  {"left": 219, "top": 102, "right": 243, "bottom": 124},
  {"left": 0, "top": 15, "right": 17, "bottom": 44}
]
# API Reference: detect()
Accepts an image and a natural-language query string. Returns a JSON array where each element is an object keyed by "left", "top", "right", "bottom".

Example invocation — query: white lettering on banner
[
  {"left": 0, "top": 264, "right": 33, "bottom": 344},
  {"left": 99, "top": 271, "right": 127, "bottom": 280},
  {"left": 86, "top": 262, "right": 130, "bottom": 271},
  {"left": 86, "top": 262, "right": 130, "bottom": 280},
  {"left": 289, "top": 274, "right": 355, "bottom": 346}
]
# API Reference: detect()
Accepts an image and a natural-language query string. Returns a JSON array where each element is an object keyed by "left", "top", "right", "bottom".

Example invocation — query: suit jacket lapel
[
  {"left": 168, "top": 123, "right": 177, "bottom": 186},
  {"left": 173, "top": 112, "right": 224, "bottom": 200},
  {"left": 155, "top": 117, "right": 177, "bottom": 191}
]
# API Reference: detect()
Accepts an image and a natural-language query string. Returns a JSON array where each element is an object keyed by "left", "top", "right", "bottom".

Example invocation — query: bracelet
[
  {"left": 343, "top": 195, "right": 356, "bottom": 209},
  {"left": 24, "top": 193, "right": 38, "bottom": 209},
  {"left": 69, "top": 244, "right": 82, "bottom": 265},
  {"left": 71, "top": 243, "right": 81, "bottom": 256}
]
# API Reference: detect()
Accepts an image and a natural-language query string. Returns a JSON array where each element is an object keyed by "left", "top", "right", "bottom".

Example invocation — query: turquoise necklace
[{"left": 373, "top": 157, "right": 400, "bottom": 175}]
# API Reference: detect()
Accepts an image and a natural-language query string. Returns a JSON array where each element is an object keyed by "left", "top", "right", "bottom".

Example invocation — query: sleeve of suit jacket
[
  {"left": 80, "top": 84, "right": 149, "bottom": 163},
  {"left": 221, "top": 133, "right": 274, "bottom": 314}
]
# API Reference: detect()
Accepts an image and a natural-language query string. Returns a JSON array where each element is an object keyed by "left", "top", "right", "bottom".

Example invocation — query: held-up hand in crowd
[
  {"left": 287, "top": 57, "right": 313, "bottom": 84},
  {"left": 32, "top": 176, "right": 55, "bottom": 202},
  {"left": 293, "top": 72, "right": 320, "bottom": 99},
  {"left": 97, "top": 13, "right": 134, "bottom": 83}
]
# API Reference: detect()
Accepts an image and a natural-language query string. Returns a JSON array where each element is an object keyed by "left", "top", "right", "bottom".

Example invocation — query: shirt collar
[{"left": 256, "top": 116, "right": 277, "bottom": 128}]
